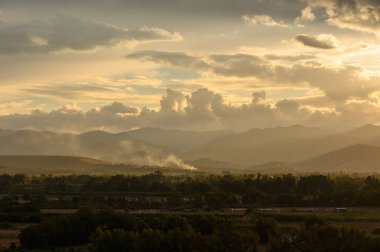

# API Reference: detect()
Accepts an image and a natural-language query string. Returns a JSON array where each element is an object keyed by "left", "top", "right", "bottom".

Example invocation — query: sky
[{"left": 0, "top": 0, "right": 380, "bottom": 132}]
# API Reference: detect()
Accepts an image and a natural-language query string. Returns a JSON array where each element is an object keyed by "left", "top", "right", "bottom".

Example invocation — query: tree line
[{"left": 2, "top": 172, "right": 380, "bottom": 208}]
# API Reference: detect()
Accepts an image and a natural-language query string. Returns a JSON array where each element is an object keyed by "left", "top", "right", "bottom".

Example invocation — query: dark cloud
[
  {"left": 2, "top": 0, "right": 303, "bottom": 22},
  {"left": 127, "top": 50, "right": 379, "bottom": 100},
  {"left": 23, "top": 84, "right": 112, "bottom": 100},
  {"left": 127, "top": 51, "right": 209, "bottom": 70},
  {"left": 295, "top": 34, "right": 338, "bottom": 49},
  {"left": 276, "top": 99, "right": 301, "bottom": 116},
  {"left": 0, "top": 15, "right": 181, "bottom": 54},
  {"left": 308, "top": 0, "right": 380, "bottom": 36}
]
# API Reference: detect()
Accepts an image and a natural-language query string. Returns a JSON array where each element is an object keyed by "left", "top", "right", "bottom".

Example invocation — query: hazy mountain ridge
[
  {"left": 296, "top": 144, "right": 380, "bottom": 173},
  {"left": 183, "top": 124, "right": 380, "bottom": 167},
  {"left": 0, "top": 129, "right": 194, "bottom": 170},
  {"left": 182, "top": 136, "right": 360, "bottom": 165},
  {"left": 202, "top": 124, "right": 336, "bottom": 148},
  {"left": 1, "top": 124, "right": 380, "bottom": 173},
  {"left": 346, "top": 124, "right": 380, "bottom": 139},
  {"left": 127, "top": 127, "right": 231, "bottom": 152}
]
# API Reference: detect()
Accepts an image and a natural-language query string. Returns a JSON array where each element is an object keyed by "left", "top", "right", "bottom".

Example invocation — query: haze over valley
[{"left": 1, "top": 124, "right": 380, "bottom": 174}]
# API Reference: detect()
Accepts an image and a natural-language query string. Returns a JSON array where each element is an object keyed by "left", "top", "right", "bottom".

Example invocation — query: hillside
[
  {"left": 0, "top": 155, "right": 196, "bottom": 175},
  {"left": 0, "top": 155, "right": 116, "bottom": 175},
  {"left": 296, "top": 144, "right": 380, "bottom": 173}
]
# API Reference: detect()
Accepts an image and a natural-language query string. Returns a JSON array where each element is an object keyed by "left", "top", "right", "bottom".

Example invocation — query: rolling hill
[
  {"left": 0, "top": 155, "right": 115, "bottom": 175},
  {"left": 296, "top": 144, "right": 380, "bottom": 173},
  {"left": 0, "top": 155, "right": 196, "bottom": 175}
]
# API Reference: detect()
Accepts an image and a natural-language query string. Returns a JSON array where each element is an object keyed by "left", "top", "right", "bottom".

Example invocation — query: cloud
[
  {"left": 127, "top": 50, "right": 379, "bottom": 100},
  {"left": 0, "top": 15, "right": 182, "bottom": 54},
  {"left": 3, "top": 87, "right": 380, "bottom": 132},
  {"left": 307, "top": 0, "right": 380, "bottom": 36},
  {"left": 0, "top": 100, "right": 33, "bottom": 115},
  {"left": 294, "top": 6, "right": 316, "bottom": 25},
  {"left": 242, "top": 15, "right": 289, "bottom": 28},
  {"left": 160, "top": 89, "right": 186, "bottom": 112},
  {"left": 127, "top": 51, "right": 271, "bottom": 79},
  {"left": 1, "top": 0, "right": 303, "bottom": 23},
  {"left": 128, "top": 50, "right": 209, "bottom": 70},
  {"left": 100, "top": 102, "right": 139, "bottom": 114},
  {"left": 24, "top": 84, "right": 113, "bottom": 100},
  {"left": 295, "top": 34, "right": 339, "bottom": 49},
  {"left": 300, "top": 6, "right": 315, "bottom": 21},
  {"left": 0, "top": 88, "right": 337, "bottom": 132}
]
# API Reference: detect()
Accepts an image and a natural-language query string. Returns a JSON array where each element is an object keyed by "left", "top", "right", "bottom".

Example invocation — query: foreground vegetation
[
  {"left": 2, "top": 172, "right": 380, "bottom": 209},
  {"left": 14, "top": 209, "right": 380, "bottom": 252},
  {"left": 1, "top": 172, "right": 380, "bottom": 251}
]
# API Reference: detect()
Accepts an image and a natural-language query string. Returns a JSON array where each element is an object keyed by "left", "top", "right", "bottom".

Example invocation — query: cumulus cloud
[
  {"left": 127, "top": 50, "right": 379, "bottom": 100},
  {"left": 307, "top": 0, "right": 380, "bottom": 36},
  {"left": 294, "top": 6, "right": 316, "bottom": 25},
  {"left": 0, "top": 88, "right": 331, "bottom": 132},
  {"left": 252, "top": 91, "right": 266, "bottom": 104},
  {"left": 243, "top": 15, "right": 289, "bottom": 28},
  {"left": 3, "top": 87, "right": 380, "bottom": 132},
  {"left": 300, "top": 6, "right": 315, "bottom": 21},
  {"left": 0, "top": 15, "right": 181, "bottom": 54},
  {"left": 295, "top": 34, "right": 339, "bottom": 49},
  {"left": 100, "top": 102, "right": 139, "bottom": 114},
  {"left": 160, "top": 89, "right": 186, "bottom": 112}
]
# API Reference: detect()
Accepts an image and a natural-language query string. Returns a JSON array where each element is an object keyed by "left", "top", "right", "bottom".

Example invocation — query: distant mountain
[
  {"left": 3, "top": 125, "right": 380, "bottom": 174},
  {"left": 0, "top": 129, "right": 185, "bottom": 169},
  {"left": 202, "top": 125, "right": 335, "bottom": 148},
  {"left": 127, "top": 127, "right": 230, "bottom": 152},
  {"left": 0, "top": 130, "right": 80, "bottom": 156},
  {"left": 296, "top": 144, "right": 380, "bottom": 173},
  {"left": 0, "top": 128, "right": 226, "bottom": 171},
  {"left": 345, "top": 124, "right": 380, "bottom": 139},
  {"left": 182, "top": 127, "right": 356, "bottom": 165}
]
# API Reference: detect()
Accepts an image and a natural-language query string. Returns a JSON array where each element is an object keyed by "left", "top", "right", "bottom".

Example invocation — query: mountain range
[{"left": 1, "top": 124, "right": 380, "bottom": 174}]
